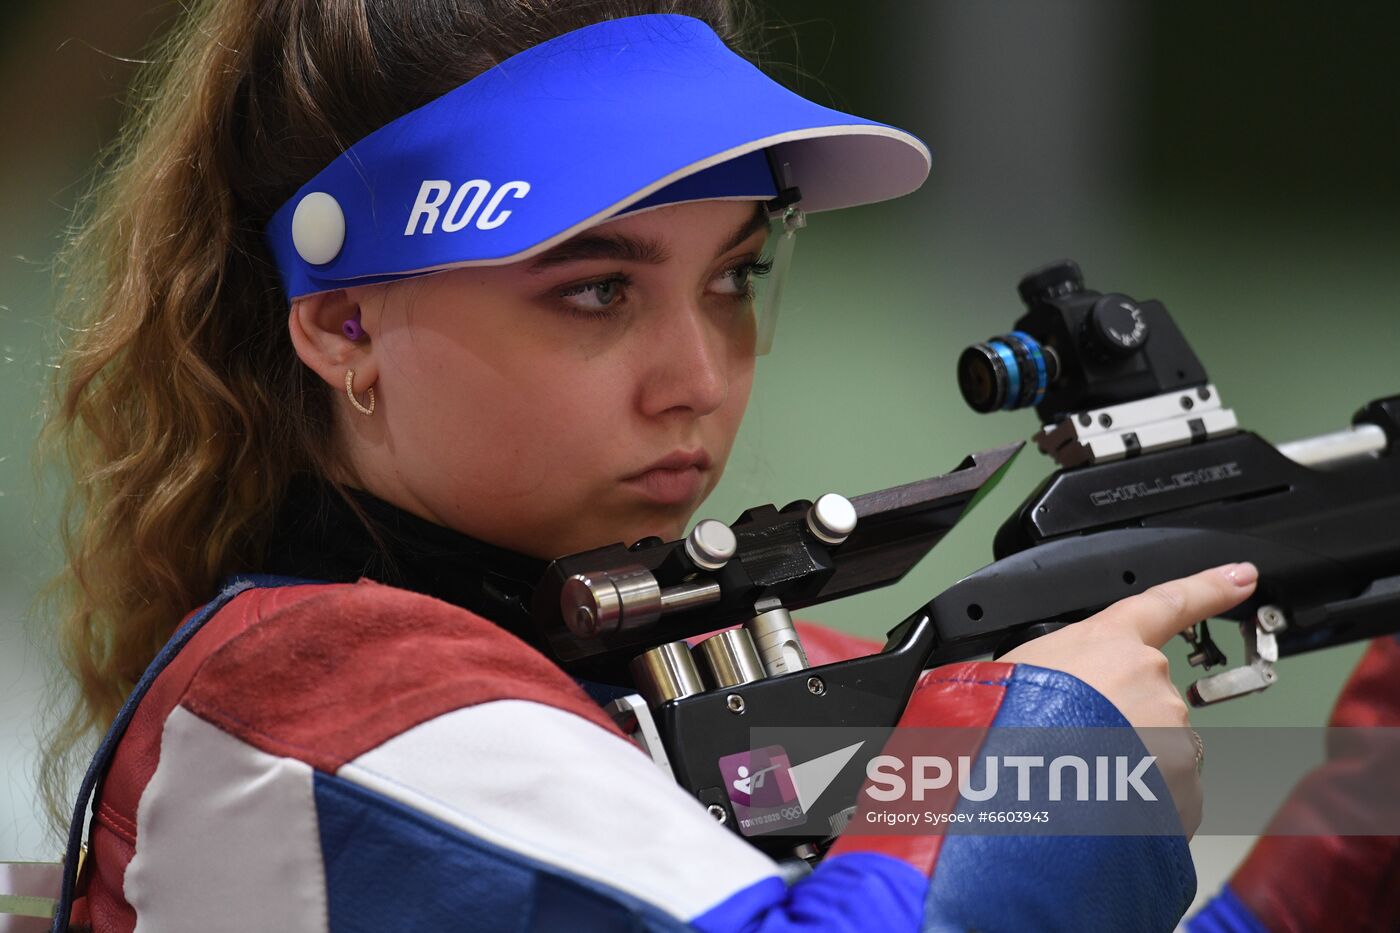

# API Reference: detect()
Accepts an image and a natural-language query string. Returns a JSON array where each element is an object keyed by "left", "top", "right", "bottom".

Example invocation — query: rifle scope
[{"left": 957, "top": 260, "right": 1207, "bottom": 423}]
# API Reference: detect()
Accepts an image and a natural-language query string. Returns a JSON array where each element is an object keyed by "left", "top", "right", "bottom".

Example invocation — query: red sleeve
[{"left": 1228, "top": 637, "right": 1400, "bottom": 931}]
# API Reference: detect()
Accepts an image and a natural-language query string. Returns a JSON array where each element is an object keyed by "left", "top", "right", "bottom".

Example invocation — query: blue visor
[{"left": 265, "top": 13, "right": 931, "bottom": 301}]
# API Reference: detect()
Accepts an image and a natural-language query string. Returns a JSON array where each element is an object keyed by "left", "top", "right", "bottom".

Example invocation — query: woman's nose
[{"left": 636, "top": 299, "right": 730, "bottom": 419}]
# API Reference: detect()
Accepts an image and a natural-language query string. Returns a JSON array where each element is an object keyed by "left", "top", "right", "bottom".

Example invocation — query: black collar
[
  {"left": 263, "top": 475, "right": 642, "bottom": 686},
  {"left": 262, "top": 474, "right": 552, "bottom": 654}
]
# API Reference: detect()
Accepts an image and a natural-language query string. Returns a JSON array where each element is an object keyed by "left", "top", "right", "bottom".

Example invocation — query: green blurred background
[{"left": 2, "top": 0, "right": 1396, "bottom": 904}]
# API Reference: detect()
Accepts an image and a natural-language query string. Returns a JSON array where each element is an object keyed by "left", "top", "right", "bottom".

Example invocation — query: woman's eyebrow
[
  {"left": 718, "top": 202, "right": 772, "bottom": 255},
  {"left": 526, "top": 202, "right": 769, "bottom": 273}
]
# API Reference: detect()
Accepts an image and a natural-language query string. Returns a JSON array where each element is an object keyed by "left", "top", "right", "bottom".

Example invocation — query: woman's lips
[{"left": 622, "top": 466, "right": 704, "bottom": 505}]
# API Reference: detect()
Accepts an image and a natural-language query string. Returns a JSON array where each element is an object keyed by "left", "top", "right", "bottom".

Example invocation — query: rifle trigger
[{"left": 1181, "top": 620, "right": 1227, "bottom": 669}]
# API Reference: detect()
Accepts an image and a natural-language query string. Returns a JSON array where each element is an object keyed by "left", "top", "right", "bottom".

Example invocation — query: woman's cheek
[{"left": 716, "top": 361, "right": 755, "bottom": 445}]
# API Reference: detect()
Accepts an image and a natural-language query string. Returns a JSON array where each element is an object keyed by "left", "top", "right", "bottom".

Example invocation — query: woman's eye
[
  {"left": 554, "top": 257, "right": 775, "bottom": 320},
  {"left": 713, "top": 266, "right": 750, "bottom": 295},
  {"left": 557, "top": 276, "right": 629, "bottom": 319},
  {"left": 713, "top": 256, "right": 774, "bottom": 299}
]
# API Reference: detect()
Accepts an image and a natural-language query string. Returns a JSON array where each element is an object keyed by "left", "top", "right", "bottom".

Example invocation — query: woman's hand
[{"left": 998, "top": 561, "right": 1259, "bottom": 836}]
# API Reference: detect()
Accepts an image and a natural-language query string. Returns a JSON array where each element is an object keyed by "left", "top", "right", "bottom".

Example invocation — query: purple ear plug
[{"left": 342, "top": 312, "right": 365, "bottom": 341}]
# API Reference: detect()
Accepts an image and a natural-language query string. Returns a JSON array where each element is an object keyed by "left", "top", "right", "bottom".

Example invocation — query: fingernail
[{"left": 1226, "top": 562, "right": 1258, "bottom": 587}]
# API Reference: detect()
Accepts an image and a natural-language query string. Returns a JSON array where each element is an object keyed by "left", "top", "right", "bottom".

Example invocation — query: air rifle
[{"left": 530, "top": 260, "right": 1400, "bottom": 857}]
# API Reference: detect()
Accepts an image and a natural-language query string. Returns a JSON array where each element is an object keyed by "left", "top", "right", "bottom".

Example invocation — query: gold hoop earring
[{"left": 345, "top": 368, "right": 376, "bottom": 416}]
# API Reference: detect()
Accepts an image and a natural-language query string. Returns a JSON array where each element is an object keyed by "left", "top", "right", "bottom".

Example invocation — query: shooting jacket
[{"left": 69, "top": 476, "right": 1195, "bottom": 932}]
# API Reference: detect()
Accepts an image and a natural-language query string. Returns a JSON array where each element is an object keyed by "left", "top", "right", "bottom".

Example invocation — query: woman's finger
[{"left": 1102, "top": 562, "right": 1259, "bottom": 649}]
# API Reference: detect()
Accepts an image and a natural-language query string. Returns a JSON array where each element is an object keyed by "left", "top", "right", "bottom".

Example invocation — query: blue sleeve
[
  {"left": 1187, "top": 886, "right": 1270, "bottom": 933},
  {"left": 312, "top": 664, "right": 1192, "bottom": 932}
]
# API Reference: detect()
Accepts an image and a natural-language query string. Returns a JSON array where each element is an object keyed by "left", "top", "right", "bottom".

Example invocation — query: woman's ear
[{"left": 287, "top": 288, "right": 378, "bottom": 392}]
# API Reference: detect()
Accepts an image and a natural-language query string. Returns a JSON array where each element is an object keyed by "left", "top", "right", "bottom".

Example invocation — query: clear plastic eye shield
[{"left": 264, "top": 13, "right": 930, "bottom": 354}]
